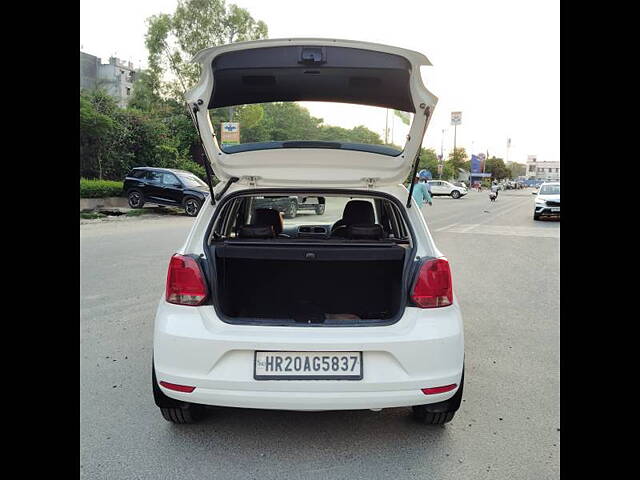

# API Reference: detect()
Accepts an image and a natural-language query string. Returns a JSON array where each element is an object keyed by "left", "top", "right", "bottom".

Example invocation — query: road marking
[
  {"left": 431, "top": 196, "right": 528, "bottom": 232},
  {"left": 434, "top": 222, "right": 459, "bottom": 232},
  {"left": 437, "top": 224, "right": 559, "bottom": 238}
]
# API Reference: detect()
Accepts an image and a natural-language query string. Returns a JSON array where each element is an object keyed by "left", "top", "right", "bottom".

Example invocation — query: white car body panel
[{"left": 185, "top": 38, "right": 438, "bottom": 187}]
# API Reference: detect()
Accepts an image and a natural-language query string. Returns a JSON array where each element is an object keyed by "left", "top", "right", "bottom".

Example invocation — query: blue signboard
[{"left": 471, "top": 154, "right": 482, "bottom": 174}]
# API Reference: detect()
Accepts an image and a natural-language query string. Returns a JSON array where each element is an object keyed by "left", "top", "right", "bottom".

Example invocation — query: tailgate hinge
[
  {"left": 363, "top": 177, "right": 379, "bottom": 189},
  {"left": 243, "top": 176, "right": 260, "bottom": 187}
]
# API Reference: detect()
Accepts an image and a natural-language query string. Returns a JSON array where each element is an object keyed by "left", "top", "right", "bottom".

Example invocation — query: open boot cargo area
[
  {"left": 206, "top": 190, "right": 416, "bottom": 326},
  {"left": 213, "top": 243, "right": 407, "bottom": 325}
]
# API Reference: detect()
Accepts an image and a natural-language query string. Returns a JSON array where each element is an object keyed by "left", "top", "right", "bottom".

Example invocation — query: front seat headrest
[
  {"left": 253, "top": 208, "right": 284, "bottom": 235},
  {"left": 238, "top": 225, "right": 275, "bottom": 239},
  {"left": 342, "top": 200, "right": 375, "bottom": 225}
]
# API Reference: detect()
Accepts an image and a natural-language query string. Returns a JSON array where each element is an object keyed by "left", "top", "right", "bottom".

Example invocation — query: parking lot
[{"left": 80, "top": 189, "right": 559, "bottom": 479}]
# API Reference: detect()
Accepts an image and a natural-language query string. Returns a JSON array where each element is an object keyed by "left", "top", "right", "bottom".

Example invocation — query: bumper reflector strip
[
  {"left": 159, "top": 381, "right": 196, "bottom": 393},
  {"left": 421, "top": 384, "right": 457, "bottom": 395}
]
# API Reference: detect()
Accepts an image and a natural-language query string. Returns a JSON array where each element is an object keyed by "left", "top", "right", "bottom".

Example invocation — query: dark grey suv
[{"left": 123, "top": 167, "right": 210, "bottom": 217}]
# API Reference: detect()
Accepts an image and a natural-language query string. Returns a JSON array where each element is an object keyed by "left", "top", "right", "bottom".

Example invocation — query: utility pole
[
  {"left": 384, "top": 109, "right": 389, "bottom": 144},
  {"left": 453, "top": 123, "right": 457, "bottom": 156}
]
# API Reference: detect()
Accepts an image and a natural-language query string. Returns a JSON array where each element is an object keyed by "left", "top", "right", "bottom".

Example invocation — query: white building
[
  {"left": 80, "top": 51, "right": 136, "bottom": 107},
  {"left": 525, "top": 156, "right": 560, "bottom": 182}
]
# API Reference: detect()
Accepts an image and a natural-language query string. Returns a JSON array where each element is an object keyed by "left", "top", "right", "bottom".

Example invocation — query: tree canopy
[{"left": 145, "top": 0, "right": 268, "bottom": 100}]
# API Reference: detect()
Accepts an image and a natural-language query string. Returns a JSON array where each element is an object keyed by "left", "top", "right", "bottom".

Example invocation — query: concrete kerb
[{"left": 80, "top": 196, "right": 129, "bottom": 211}]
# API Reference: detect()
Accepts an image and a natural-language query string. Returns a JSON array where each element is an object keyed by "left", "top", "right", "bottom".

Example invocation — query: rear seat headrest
[
  {"left": 342, "top": 200, "right": 375, "bottom": 225},
  {"left": 253, "top": 208, "right": 283, "bottom": 235},
  {"left": 346, "top": 224, "right": 384, "bottom": 240},
  {"left": 237, "top": 225, "right": 275, "bottom": 239}
]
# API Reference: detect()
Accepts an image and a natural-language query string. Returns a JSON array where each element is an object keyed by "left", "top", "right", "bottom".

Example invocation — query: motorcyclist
[{"left": 490, "top": 181, "right": 499, "bottom": 199}]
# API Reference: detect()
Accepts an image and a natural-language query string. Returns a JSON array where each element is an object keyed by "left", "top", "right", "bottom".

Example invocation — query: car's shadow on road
[{"left": 158, "top": 406, "right": 454, "bottom": 475}]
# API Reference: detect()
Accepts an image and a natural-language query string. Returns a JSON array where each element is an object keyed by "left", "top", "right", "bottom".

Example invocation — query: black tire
[
  {"left": 152, "top": 359, "right": 205, "bottom": 424},
  {"left": 412, "top": 370, "right": 464, "bottom": 425},
  {"left": 284, "top": 200, "right": 298, "bottom": 219},
  {"left": 183, "top": 197, "right": 201, "bottom": 217},
  {"left": 160, "top": 406, "right": 204, "bottom": 424},
  {"left": 451, "top": 190, "right": 461, "bottom": 199},
  {"left": 412, "top": 410, "right": 455, "bottom": 425},
  {"left": 533, "top": 213, "right": 541, "bottom": 221},
  {"left": 127, "top": 190, "right": 145, "bottom": 209},
  {"left": 315, "top": 204, "right": 325, "bottom": 215}
]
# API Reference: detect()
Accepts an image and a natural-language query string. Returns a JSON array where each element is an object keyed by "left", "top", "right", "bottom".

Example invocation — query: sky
[{"left": 80, "top": 0, "right": 559, "bottom": 164}]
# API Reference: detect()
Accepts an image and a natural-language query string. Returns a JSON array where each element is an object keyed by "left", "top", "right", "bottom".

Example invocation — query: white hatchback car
[{"left": 152, "top": 39, "right": 465, "bottom": 426}]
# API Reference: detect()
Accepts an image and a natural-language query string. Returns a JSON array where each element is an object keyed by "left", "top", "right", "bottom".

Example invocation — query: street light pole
[{"left": 453, "top": 124, "right": 457, "bottom": 155}]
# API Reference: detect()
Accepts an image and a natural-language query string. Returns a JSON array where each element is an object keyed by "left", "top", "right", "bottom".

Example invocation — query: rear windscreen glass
[{"left": 210, "top": 101, "right": 413, "bottom": 156}]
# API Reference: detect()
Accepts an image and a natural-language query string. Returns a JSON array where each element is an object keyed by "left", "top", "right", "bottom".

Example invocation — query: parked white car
[
  {"left": 152, "top": 38, "right": 464, "bottom": 426},
  {"left": 533, "top": 182, "right": 560, "bottom": 220},
  {"left": 427, "top": 180, "right": 467, "bottom": 199}
]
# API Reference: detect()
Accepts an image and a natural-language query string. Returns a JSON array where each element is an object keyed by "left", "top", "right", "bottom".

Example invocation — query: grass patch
[
  {"left": 80, "top": 178, "right": 124, "bottom": 198},
  {"left": 80, "top": 212, "right": 106, "bottom": 219},
  {"left": 126, "top": 207, "right": 183, "bottom": 216}
]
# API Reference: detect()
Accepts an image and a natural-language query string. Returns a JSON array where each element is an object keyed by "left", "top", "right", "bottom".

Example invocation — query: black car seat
[
  {"left": 237, "top": 225, "right": 275, "bottom": 239},
  {"left": 251, "top": 208, "right": 290, "bottom": 237},
  {"left": 331, "top": 200, "right": 376, "bottom": 238}
]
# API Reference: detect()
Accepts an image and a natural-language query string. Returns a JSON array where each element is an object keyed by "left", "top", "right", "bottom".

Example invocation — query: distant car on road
[
  {"left": 533, "top": 182, "right": 560, "bottom": 220},
  {"left": 253, "top": 196, "right": 326, "bottom": 219},
  {"left": 427, "top": 180, "right": 467, "bottom": 199},
  {"left": 123, "top": 167, "right": 210, "bottom": 217}
]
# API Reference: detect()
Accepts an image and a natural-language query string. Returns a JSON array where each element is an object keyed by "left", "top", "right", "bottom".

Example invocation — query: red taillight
[
  {"left": 165, "top": 254, "right": 208, "bottom": 306},
  {"left": 421, "top": 384, "right": 457, "bottom": 395},
  {"left": 410, "top": 257, "right": 453, "bottom": 308},
  {"left": 159, "top": 381, "right": 196, "bottom": 393}
]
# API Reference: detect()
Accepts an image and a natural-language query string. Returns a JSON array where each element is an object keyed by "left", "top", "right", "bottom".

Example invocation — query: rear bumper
[{"left": 153, "top": 300, "right": 464, "bottom": 411}]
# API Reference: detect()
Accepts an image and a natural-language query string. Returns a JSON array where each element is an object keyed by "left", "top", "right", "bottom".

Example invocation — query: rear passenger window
[{"left": 147, "top": 171, "right": 163, "bottom": 183}]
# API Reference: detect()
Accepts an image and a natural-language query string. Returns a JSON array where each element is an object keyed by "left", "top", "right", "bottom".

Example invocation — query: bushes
[{"left": 80, "top": 178, "right": 124, "bottom": 198}]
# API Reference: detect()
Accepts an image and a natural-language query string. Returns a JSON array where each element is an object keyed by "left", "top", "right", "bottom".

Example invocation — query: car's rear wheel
[
  {"left": 315, "top": 204, "right": 325, "bottom": 215},
  {"left": 127, "top": 190, "right": 145, "bottom": 209},
  {"left": 451, "top": 190, "right": 461, "bottom": 199},
  {"left": 184, "top": 197, "right": 201, "bottom": 217},
  {"left": 160, "top": 405, "right": 204, "bottom": 424},
  {"left": 412, "top": 370, "right": 464, "bottom": 425},
  {"left": 284, "top": 200, "right": 298, "bottom": 219},
  {"left": 152, "top": 359, "right": 205, "bottom": 424}
]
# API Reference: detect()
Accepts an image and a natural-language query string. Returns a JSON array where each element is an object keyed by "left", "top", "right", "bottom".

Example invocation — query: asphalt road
[{"left": 80, "top": 189, "right": 559, "bottom": 480}]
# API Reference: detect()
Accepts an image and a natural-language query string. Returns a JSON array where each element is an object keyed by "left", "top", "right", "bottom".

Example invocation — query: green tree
[
  {"left": 485, "top": 156, "right": 510, "bottom": 180},
  {"left": 80, "top": 90, "right": 116, "bottom": 179},
  {"left": 145, "top": 0, "right": 268, "bottom": 100},
  {"left": 447, "top": 147, "right": 468, "bottom": 171},
  {"left": 506, "top": 161, "right": 526, "bottom": 177}
]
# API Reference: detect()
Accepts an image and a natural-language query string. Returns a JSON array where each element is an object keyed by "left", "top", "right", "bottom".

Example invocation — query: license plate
[
  {"left": 550, "top": 207, "right": 560, "bottom": 212},
  {"left": 254, "top": 351, "right": 363, "bottom": 380}
]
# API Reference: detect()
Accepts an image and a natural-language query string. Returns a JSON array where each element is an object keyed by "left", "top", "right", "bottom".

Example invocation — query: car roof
[{"left": 131, "top": 167, "right": 193, "bottom": 175}]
